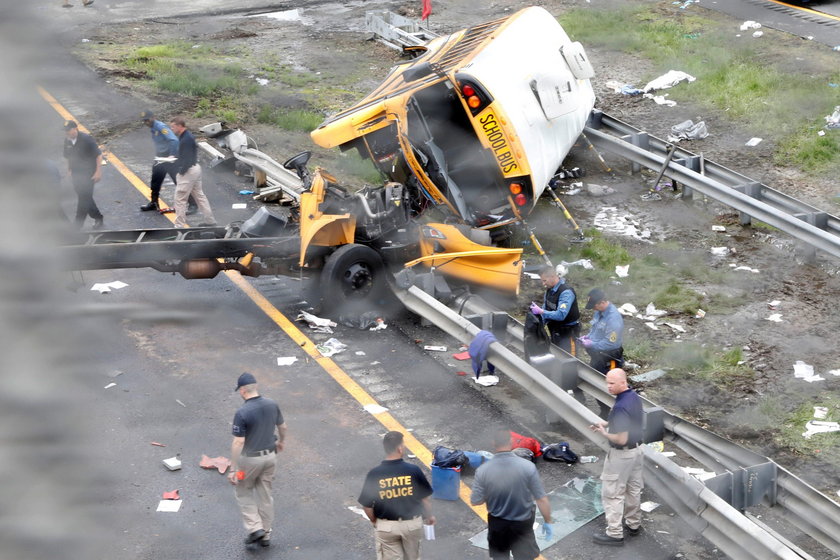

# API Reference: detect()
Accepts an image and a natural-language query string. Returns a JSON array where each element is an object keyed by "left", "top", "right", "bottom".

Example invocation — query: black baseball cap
[
  {"left": 234, "top": 372, "right": 257, "bottom": 391},
  {"left": 64, "top": 120, "right": 78, "bottom": 130},
  {"left": 585, "top": 288, "right": 606, "bottom": 309},
  {"left": 140, "top": 110, "right": 154, "bottom": 120}
]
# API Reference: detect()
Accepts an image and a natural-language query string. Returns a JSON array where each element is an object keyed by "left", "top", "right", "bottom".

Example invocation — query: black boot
[{"left": 140, "top": 196, "right": 158, "bottom": 211}]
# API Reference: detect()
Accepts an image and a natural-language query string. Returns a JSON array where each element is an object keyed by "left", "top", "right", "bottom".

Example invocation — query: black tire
[{"left": 320, "top": 244, "right": 386, "bottom": 312}]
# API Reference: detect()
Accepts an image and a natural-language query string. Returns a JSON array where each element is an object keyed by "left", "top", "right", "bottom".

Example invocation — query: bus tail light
[
  {"left": 509, "top": 182, "right": 523, "bottom": 195},
  {"left": 455, "top": 74, "right": 493, "bottom": 116},
  {"left": 514, "top": 194, "right": 527, "bottom": 206},
  {"left": 506, "top": 177, "right": 532, "bottom": 208}
]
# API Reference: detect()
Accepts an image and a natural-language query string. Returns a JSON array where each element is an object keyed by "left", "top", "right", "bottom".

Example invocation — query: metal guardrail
[
  {"left": 395, "top": 283, "right": 839, "bottom": 559},
  {"left": 450, "top": 292, "right": 840, "bottom": 557},
  {"left": 585, "top": 110, "right": 840, "bottom": 261}
]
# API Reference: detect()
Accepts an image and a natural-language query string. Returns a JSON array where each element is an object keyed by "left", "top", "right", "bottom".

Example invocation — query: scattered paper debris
[
  {"left": 615, "top": 265, "right": 629, "bottom": 278},
  {"left": 643, "top": 93, "right": 677, "bottom": 107},
  {"left": 694, "top": 309, "right": 706, "bottom": 319},
  {"left": 104, "top": 382, "right": 116, "bottom": 389},
  {"left": 733, "top": 266, "right": 759, "bottom": 273},
  {"left": 424, "top": 345, "right": 447, "bottom": 352},
  {"left": 752, "top": 30, "right": 763, "bottom": 38},
  {"left": 163, "top": 457, "right": 182, "bottom": 471},
  {"left": 640, "top": 501, "right": 660, "bottom": 512},
  {"left": 90, "top": 281, "right": 129, "bottom": 294},
  {"left": 296, "top": 310, "right": 337, "bottom": 333},
  {"left": 594, "top": 207, "right": 651, "bottom": 241},
  {"left": 200, "top": 455, "right": 231, "bottom": 474},
  {"left": 745, "top": 137, "right": 763, "bottom": 147},
  {"left": 156, "top": 499, "right": 182, "bottom": 513},
  {"left": 355, "top": 351, "right": 366, "bottom": 356},
  {"left": 150, "top": 442, "right": 167, "bottom": 447},
  {"left": 803, "top": 420, "right": 840, "bottom": 439},
  {"left": 617, "top": 303, "right": 638, "bottom": 316},
  {"left": 645, "top": 322, "right": 659, "bottom": 331},
  {"left": 643, "top": 70, "right": 696, "bottom": 93},
  {"left": 829, "top": 369, "right": 840, "bottom": 377},
  {"left": 523, "top": 271, "right": 540, "bottom": 280},
  {"left": 162, "top": 490, "right": 180, "bottom": 500},
  {"left": 710, "top": 247, "right": 729, "bottom": 256},
  {"left": 662, "top": 322, "right": 686, "bottom": 333},
  {"left": 364, "top": 403, "right": 389, "bottom": 415},
  {"left": 474, "top": 375, "right": 500, "bottom": 387},
  {"left": 645, "top": 303, "right": 667, "bottom": 318},
  {"left": 814, "top": 407, "right": 828, "bottom": 420},
  {"left": 347, "top": 505, "right": 368, "bottom": 519},
  {"left": 255, "top": 77, "right": 269, "bottom": 86},
  {"left": 175, "top": 399, "right": 186, "bottom": 408},
  {"left": 711, "top": 225, "right": 726, "bottom": 232},
  {"left": 232, "top": 203, "right": 247, "bottom": 209},
  {"left": 453, "top": 351, "right": 471, "bottom": 360},
  {"left": 682, "top": 467, "right": 717, "bottom": 481},
  {"left": 369, "top": 319, "right": 388, "bottom": 331},
  {"left": 668, "top": 119, "right": 708, "bottom": 142},
  {"left": 560, "top": 259, "right": 594, "bottom": 270},
  {"left": 793, "top": 361, "right": 824, "bottom": 383},
  {"left": 662, "top": 451, "right": 676, "bottom": 458},
  {"left": 765, "top": 314, "right": 783, "bottom": 323},
  {"left": 631, "top": 369, "right": 667, "bottom": 382},
  {"left": 276, "top": 356, "right": 298, "bottom": 366},
  {"left": 317, "top": 338, "right": 348, "bottom": 357},
  {"left": 767, "top": 300, "right": 781, "bottom": 309},
  {"left": 740, "top": 20, "right": 762, "bottom": 31}
]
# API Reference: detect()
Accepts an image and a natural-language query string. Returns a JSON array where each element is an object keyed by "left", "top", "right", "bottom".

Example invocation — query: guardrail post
[
  {"left": 528, "top": 354, "right": 580, "bottom": 423},
  {"left": 794, "top": 212, "right": 829, "bottom": 262},
  {"left": 643, "top": 406, "right": 665, "bottom": 443},
  {"left": 705, "top": 462, "right": 777, "bottom": 512},
  {"left": 621, "top": 131, "right": 649, "bottom": 174},
  {"left": 731, "top": 182, "right": 763, "bottom": 225},
  {"left": 463, "top": 311, "right": 509, "bottom": 339},
  {"left": 673, "top": 155, "right": 701, "bottom": 200}
]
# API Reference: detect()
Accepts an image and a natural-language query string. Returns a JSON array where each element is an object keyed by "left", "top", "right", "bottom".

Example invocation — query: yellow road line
[
  {"left": 763, "top": 0, "right": 840, "bottom": 22},
  {"left": 39, "top": 87, "right": 497, "bottom": 525}
]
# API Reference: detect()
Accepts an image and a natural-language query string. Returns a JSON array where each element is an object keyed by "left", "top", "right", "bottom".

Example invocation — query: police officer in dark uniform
[
  {"left": 139, "top": 109, "right": 197, "bottom": 214},
  {"left": 62, "top": 120, "right": 104, "bottom": 229},
  {"left": 228, "top": 372, "right": 287, "bottom": 549},
  {"left": 359, "top": 431, "right": 435, "bottom": 560},
  {"left": 529, "top": 264, "right": 581, "bottom": 356}
]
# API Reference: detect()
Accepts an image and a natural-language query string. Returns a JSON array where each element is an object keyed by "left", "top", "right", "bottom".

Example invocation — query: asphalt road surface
[{"left": 2, "top": 2, "right": 836, "bottom": 560}]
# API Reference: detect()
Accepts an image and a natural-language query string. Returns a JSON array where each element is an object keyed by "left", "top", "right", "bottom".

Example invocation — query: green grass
[
  {"left": 651, "top": 281, "right": 704, "bottom": 314},
  {"left": 256, "top": 106, "right": 324, "bottom": 132},
  {"left": 655, "top": 342, "right": 754, "bottom": 388},
  {"left": 777, "top": 397, "right": 840, "bottom": 457},
  {"left": 559, "top": 6, "right": 840, "bottom": 175}
]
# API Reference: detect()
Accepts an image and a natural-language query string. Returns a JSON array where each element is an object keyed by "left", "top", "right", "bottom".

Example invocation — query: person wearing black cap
[
  {"left": 62, "top": 120, "right": 104, "bottom": 229},
  {"left": 229, "top": 372, "right": 287, "bottom": 549},
  {"left": 579, "top": 288, "right": 624, "bottom": 374},
  {"left": 139, "top": 110, "right": 197, "bottom": 214}
]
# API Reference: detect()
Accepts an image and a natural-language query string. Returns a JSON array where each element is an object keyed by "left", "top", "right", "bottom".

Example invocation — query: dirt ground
[{"left": 64, "top": 0, "right": 840, "bottom": 498}]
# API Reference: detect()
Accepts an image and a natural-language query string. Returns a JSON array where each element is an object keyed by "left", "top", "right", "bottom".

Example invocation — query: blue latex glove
[
  {"left": 541, "top": 522, "right": 553, "bottom": 540},
  {"left": 530, "top": 302, "right": 542, "bottom": 315}
]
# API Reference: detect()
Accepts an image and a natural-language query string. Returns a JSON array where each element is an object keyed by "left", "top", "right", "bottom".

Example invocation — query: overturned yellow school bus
[{"left": 311, "top": 6, "right": 596, "bottom": 230}]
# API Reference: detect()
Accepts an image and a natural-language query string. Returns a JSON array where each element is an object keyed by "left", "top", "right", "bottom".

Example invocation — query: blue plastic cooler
[{"left": 431, "top": 465, "right": 461, "bottom": 500}]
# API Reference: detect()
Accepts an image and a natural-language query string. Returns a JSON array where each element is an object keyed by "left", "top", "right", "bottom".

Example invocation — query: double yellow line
[{"left": 40, "top": 87, "right": 495, "bottom": 524}]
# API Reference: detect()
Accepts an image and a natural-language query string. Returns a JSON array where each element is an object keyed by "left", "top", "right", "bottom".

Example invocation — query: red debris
[
  {"left": 452, "top": 351, "right": 470, "bottom": 360},
  {"left": 200, "top": 454, "right": 231, "bottom": 474},
  {"left": 456, "top": 371, "right": 468, "bottom": 376},
  {"left": 150, "top": 442, "right": 167, "bottom": 447},
  {"left": 162, "top": 490, "right": 180, "bottom": 500}
]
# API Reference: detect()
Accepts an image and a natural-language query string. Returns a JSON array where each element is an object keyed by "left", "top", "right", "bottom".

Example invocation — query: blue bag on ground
[
  {"left": 432, "top": 446, "right": 470, "bottom": 469},
  {"left": 541, "top": 442, "right": 579, "bottom": 464}
]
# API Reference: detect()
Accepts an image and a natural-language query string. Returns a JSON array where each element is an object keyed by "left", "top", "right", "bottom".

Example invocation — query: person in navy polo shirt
[
  {"left": 228, "top": 372, "right": 287, "bottom": 549},
  {"left": 590, "top": 368, "right": 644, "bottom": 546},
  {"left": 359, "top": 431, "right": 435, "bottom": 560}
]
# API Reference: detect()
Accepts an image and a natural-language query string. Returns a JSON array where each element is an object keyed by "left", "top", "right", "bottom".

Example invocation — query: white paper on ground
[
  {"left": 803, "top": 420, "right": 840, "bottom": 439},
  {"left": 276, "top": 356, "right": 298, "bottom": 366},
  {"left": 424, "top": 345, "right": 447, "bottom": 352},
  {"left": 645, "top": 303, "right": 667, "bottom": 317},
  {"left": 745, "top": 137, "right": 763, "bottom": 147},
  {"left": 474, "top": 375, "right": 500, "bottom": 387},
  {"left": 814, "top": 406, "right": 828, "bottom": 419},
  {"left": 829, "top": 369, "right": 840, "bottom": 377},
  {"left": 640, "top": 501, "right": 660, "bottom": 512},
  {"left": 765, "top": 314, "right": 783, "bottom": 323},
  {"left": 91, "top": 281, "right": 129, "bottom": 293},
  {"left": 644, "top": 322, "right": 659, "bottom": 331},
  {"left": 617, "top": 303, "right": 638, "bottom": 316},
  {"left": 232, "top": 203, "right": 247, "bottom": 209},
  {"left": 615, "top": 265, "right": 629, "bottom": 278},
  {"left": 104, "top": 383, "right": 116, "bottom": 389},
  {"left": 363, "top": 404, "right": 389, "bottom": 415},
  {"left": 156, "top": 499, "right": 182, "bottom": 512}
]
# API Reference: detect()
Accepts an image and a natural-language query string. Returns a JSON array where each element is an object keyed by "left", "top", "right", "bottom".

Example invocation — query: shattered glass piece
[{"left": 469, "top": 477, "right": 604, "bottom": 550}]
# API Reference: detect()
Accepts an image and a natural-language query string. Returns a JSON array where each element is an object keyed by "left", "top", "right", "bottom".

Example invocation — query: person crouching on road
[
  {"left": 228, "top": 372, "right": 287, "bottom": 549},
  {"left": 529, "top": 264, "right": 581, "bottom": 357},
  {"left": 168, "top": 116, "right": 216, "bottom": 228},
  {"left": 470, "top": 427, "right": 554, "bottom": 560},
  {"left": 359, "top": 431, "right": 435, "bottom": 560},
  {"left": 579, "top": 288, "right": 624, "bottom": 373},
  {"left": 589, "top": 368, "right": 644, "bottom": 546}
]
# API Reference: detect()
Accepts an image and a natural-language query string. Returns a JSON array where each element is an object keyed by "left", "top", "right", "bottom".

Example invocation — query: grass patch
[
  {"left": 777, "top": 396, "right": 840, "bottom": 457},
  {"left": 651, "top": 281, "right": 704, "bottom": 314},
  {"left": 256, "top": 106, "right": 324, "bottom": 132},
  {"left": 578, "top": 230, "right": 631, "bottom": 269},
  {"left": 559, "top": 6, "right": 840, "bottom": 176},
  {"left": 658, "top": 342, "right": 754, "bottom": 388}
]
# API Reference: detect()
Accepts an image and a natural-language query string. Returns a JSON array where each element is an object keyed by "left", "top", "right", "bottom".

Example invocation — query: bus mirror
[{"left": 401, "top": 62, "right": 435, "bottom": 83}]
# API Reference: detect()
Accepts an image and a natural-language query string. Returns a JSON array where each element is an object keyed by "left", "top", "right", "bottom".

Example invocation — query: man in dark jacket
[
  {"left": 62, "top": 120, "right": 104, "bottom": 229},
  {"left": 168, "top": 116, "right": 216, "bottom": 228},
  {"left": 529, "top": 264, "right": 581, "bottom": 357}
]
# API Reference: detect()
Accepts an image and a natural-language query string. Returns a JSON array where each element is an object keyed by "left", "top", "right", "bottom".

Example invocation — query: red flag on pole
[{"left": 421, "top": 0, "right": 432, "bottom": 21}]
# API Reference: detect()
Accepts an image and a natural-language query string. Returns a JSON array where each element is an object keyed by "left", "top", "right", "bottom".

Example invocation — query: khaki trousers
[
  {"left": 374, "top": 516, "right": 423, "bottom": 560},
  {"left": 234, "top": 452, "right": 277, "bottom": 534},
  {"left": 174, "top": 164, "right": 215, "bottom": 227},
  {"left": 600, "top": 446, "right": 643, "bottom": 538}
]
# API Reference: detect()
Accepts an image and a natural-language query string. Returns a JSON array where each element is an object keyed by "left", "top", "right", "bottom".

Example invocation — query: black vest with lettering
[{"left": 544, "top": 282, "right": 580, "bottom": 332}]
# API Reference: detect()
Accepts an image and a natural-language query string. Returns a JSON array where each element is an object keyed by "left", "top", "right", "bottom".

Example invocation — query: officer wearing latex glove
[
  {"left": 578, "top": 334, "right": 592, "bottom": 348},
  {"left": 541, "top": 521, "right": 554, "bottom": 540},
  {"left": 530, "top": 302, "right": 542, "bottom": 315}
]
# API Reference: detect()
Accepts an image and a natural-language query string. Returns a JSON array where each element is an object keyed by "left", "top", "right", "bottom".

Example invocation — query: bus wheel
[{"left": 320, "top": 244, "right": 385, "bottom": 312}]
